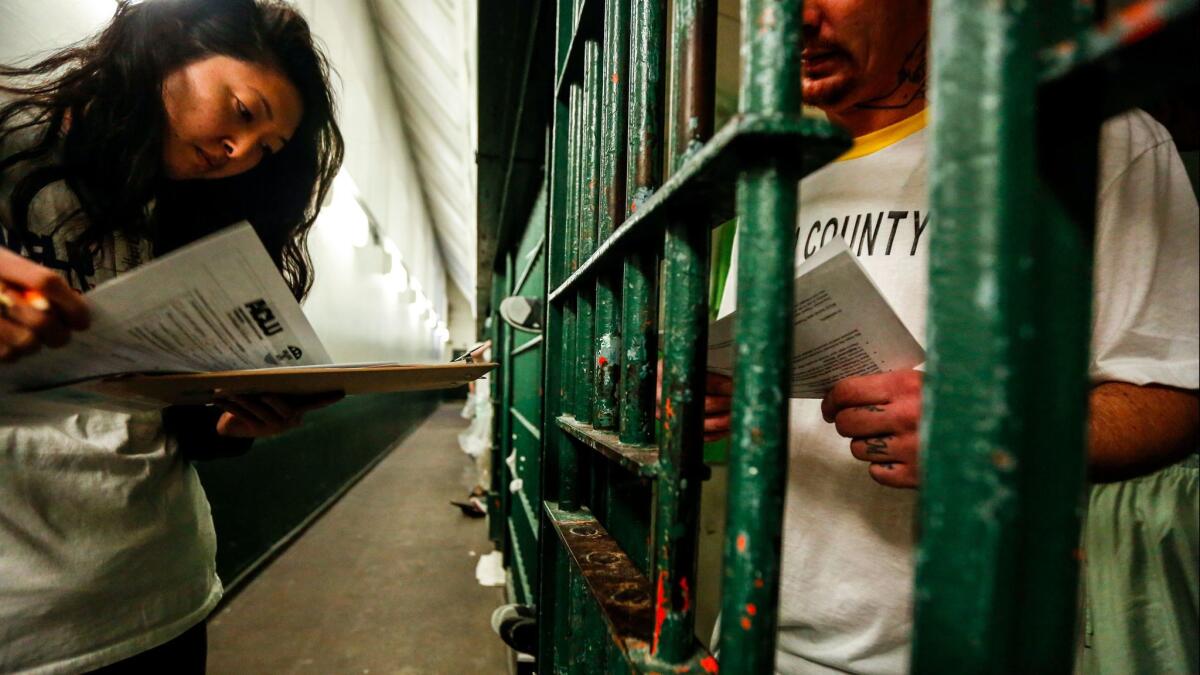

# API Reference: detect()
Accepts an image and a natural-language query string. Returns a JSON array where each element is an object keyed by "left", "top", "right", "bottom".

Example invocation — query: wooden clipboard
[{"left": 73, "top": 362, "right": 496, "bottom": 406}]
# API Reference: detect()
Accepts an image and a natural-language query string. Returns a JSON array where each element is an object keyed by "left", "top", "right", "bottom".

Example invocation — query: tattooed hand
[{"left": 821, "top": 370, "right": 923, "bottom": 489}]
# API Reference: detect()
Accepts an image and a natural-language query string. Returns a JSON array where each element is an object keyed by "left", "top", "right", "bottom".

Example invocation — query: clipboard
[{"left": 69, "top": 361, "right": 496, "bottom": 406}]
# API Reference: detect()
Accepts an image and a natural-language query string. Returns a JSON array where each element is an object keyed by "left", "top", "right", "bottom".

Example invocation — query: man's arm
[{"left": 1088, "top": 381, "right": 1199, "bottom": 483}]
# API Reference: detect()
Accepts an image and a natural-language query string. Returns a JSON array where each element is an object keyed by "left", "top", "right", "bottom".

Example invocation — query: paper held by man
[
  {"left": 708, "top": 237, "right": 925, "bottom": 398},
  {"left": 0, "top": 223, "right": 493, "bottom": 408}
]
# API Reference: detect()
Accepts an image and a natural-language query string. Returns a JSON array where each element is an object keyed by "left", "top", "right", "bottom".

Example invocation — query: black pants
[{"left": 88, "top": 621, "right": 206, "bottom": 674}]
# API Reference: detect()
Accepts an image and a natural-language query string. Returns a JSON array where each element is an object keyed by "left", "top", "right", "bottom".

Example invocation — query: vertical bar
[
  {"left": 912, "top": 0, "right": 1089, "bottom": 671},
  {"left": 593, "top": 0, "right": 631, "bottom": 431},
  {"left": 651, "top": 0, "right": 716, "bottom": 664},
  {"left": 574, "top": 38, "right": 601, "bottom": 426},
  {"left": 560, "top": 83, "right": 583, "bottom": 511},
  {"left": 717, "top": 0, "right": 801, "bottom": 671},
  {"left": 539, "top": 3, "right": 574, "bottom": 668},
  {"left": 619, "top": 0, "right": 665, "bottom": 446}
]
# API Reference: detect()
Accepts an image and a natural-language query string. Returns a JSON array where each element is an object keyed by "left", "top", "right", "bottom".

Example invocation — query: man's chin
[{"left": 801, "top": 76, "right": 852, "bottom": 109}]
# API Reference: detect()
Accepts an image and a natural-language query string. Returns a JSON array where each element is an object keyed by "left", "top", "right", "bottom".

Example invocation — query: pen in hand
[
  {"left": 0, "top": 282, "right": 51, "bottom": 312},
  {"left": 0, "top": 248, "right": 91, "bottom": 362}
]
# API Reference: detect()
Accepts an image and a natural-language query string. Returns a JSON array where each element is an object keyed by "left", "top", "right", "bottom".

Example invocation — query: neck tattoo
[{"left": 855, "top": 35, "right": 928, "bottom": 111}]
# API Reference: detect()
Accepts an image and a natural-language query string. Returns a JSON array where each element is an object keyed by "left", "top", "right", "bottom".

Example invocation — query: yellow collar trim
[{"left": 836, "top": 109, "right": 928, "bottom": 162}]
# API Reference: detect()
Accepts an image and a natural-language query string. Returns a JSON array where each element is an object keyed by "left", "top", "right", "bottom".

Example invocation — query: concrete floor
[{"left": 207, "top": 402, "right": 506, "bottom": 675}]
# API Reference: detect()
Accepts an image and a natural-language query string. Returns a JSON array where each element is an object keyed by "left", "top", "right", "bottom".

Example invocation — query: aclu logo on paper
[
  {"left": 264, "top": 345, "right": 304, "bottom": 365},
  {"left": 245, "top": 299, "right": 284, "bottom": 337}
]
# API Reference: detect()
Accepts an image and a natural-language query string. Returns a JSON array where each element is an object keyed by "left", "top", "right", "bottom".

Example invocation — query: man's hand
[
  {"left": 822, "top": 370, "right": 923, "bottom": 489},
  {"left": 0, "top": 247, "right": 90, "bottom": 362},
  {"left": 214, "top": 391, "right": 345, "bottom": 438},
  {"left": 656, "top": 361, "right": 734, "bottom": 442}
]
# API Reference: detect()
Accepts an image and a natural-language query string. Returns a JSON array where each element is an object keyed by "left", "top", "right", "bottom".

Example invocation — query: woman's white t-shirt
[{"left": 1, "top": 119, "right": 222, "bottom": 674}]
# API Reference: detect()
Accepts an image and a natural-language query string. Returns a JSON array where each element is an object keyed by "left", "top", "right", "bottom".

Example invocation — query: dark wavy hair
[{"left": 0, "top": 0, "right": 343, "bottom": 299}]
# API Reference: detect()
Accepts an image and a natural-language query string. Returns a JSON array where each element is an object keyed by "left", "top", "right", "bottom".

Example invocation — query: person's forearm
[{"left": 1088, "top": 381, "right": 1199, "bottom": 483}]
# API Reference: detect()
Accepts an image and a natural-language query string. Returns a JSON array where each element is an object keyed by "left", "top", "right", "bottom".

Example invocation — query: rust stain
[
  {"left": 740, "top": 616, "right": 752, "bottom": 630},
  {"left": 756, "top": 5, "right": 778, "bottom": 35},
  {"left": 754, "top": 578, "right": 764, "bottom": 589},
  {"left": 700, "top": 655, "right": 719, "bottom": 673},
  {"left": 653, "top": 569, "right": 668, "bottom": 655},
  {"left": 1118, "top": 0, "right": 1165, "bottom": 44},
  {"left": 664, "top": 397, "right": 675, "bottom": 420},
  {"left": 680, "top": 577, "right": 691, "bottom": 613},
  {"left": 745, "top": 602, "right": 757, "bottom": 616},
  {"left": 736, "top": 533, "right": 747, "bottom": 553}
]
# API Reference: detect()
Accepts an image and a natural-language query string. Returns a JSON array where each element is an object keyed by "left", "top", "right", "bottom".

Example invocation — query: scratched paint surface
[
  {"left": 912, "top": 0, "right": 1102, "bottom": 672},
  {"left": 716, "top": 1, "right": 804, "bottom": 673}
]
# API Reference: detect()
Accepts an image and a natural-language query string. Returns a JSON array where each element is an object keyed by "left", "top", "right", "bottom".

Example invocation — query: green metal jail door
[{"left": 483, "top": 0, "right": 1200, "bottom": 672}]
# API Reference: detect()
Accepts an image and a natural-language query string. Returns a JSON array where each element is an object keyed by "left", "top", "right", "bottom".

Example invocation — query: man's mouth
[{"left": 801, "top": 49, "right": 844, "bottom": 76}]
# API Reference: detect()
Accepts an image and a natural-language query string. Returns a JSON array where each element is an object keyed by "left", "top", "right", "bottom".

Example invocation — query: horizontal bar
[
  {"left": 513, "top": 236, "right": 545, "bottom": 295},
  {"left": 553, "top": 0, "right": 604, "bottom": 101},
  {"left": 548, "top": 113, "right": 848, "bottom": 303},
  {"left": 544, "top": 501, "right": 716, "bottom": 673},
  {"left": 557, "top": 416, "right": 658, "bottom": 477},
  {"left": 511, "top": 407, "right": 542, "bottom": 440},
  {"left": 1039, "top": 0, "right": 1197, "bottom": 82},
  {"left": 511, "top": 334, "right": 543, "bottom": 356}
]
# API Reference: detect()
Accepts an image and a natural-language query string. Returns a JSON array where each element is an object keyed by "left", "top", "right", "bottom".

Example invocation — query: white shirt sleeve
[{"left": 1090, "top": 111, "right": 1199, "bottom": 389}]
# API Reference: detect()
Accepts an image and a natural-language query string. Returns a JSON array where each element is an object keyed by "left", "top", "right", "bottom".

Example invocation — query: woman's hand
[
  {"left": 821, "top": 370, "right": 923, "bottom": 489},
  {"left": 214, "top": 391, "right": 345, "bottom": 438},
  {"left": 0, "top": 247, "right": 90, "bottom": 362}
]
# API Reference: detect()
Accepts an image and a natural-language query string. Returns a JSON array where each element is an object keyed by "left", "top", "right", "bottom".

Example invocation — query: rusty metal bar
[
  {"left": 619, "top": 0, "right": 666, "bottom": 446},
  {"left": 593, "top": 0, "right": 630, "bottom": 431},
  {"left": 650, "top": 0, "right": 716, "bottom": 664},
  {"left": 574, "top": 38, "right": 601, "bottom": 426},
  {"left": 717, "top": 0, "right": 803, "bottom": 671}
]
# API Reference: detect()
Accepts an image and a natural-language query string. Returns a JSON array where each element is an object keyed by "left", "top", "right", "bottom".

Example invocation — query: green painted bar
[
  {"left": 913, "top": 0, "right": 1031, "bottom": 666},
  {"left": 574, "top": 38, "right": 600, "bottom": 426},
  {"left": 651, "top": 0, "right": 716, "bottom": 664},
  {"left": 619, "top": 0, "right": 665, "bottom": 446},
  {"left": 489, "top": 271, "right": 508, "bottom": 547},
  {"left": 500, "top": 251, "right": 516, "bottom": 569},
  {"left": 567, "top": 567, "right": 593, "bottom": 673},
  {"left": 717, "top": 1, "right": 802, "bottom": 671},
  {"left": 911, "top": 0, "right": 1090, "bottom": 670},
  {"left": 561, "top": 82, "right": 583, "bottom": 510},
  {"left": 593, "top": 0, "right": 630, "bottom": 431}
]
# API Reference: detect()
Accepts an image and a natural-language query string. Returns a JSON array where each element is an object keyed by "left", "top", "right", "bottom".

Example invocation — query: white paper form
[
  {"left": 708, "top": 237, "right": 924, "bottom": 398},
  {"left": 0, "top": 223, "right": 330, "bottom": 394}
]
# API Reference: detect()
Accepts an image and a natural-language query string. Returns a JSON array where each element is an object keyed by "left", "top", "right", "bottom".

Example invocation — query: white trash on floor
[{"left": 475, "top": 550, "right": 505, "bottom": 587}]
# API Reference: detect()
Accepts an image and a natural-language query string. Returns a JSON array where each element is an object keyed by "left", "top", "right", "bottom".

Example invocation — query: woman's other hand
[
  {"left": 0, "top": 247, "right": 90, "bottom": 363},
  {"left": 214, "top": 391, "right": 345, "bottom": 438}
]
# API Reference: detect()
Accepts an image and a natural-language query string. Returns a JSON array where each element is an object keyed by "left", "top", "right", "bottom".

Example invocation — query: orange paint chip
[
  {"left": 740, "top": 617, "right": 752, "bottom": 630},
  {"left": 736, "top": 534, "right": 747, "bottom": 552},
  {"left": 611, "top": 72, "right": 619, "bottom": 84},
  {"left": 680, "top": 577, "right": 691, "bottom": 613},
  {"left": 754, "top": 578, "right": 764, "bottom": 588},
  {"left": 745, "top": 603, "right": 757, "bottom": 616},
  {"left": 598, "top": 356, "right": 608, "bottom": 368},
  {"left": 700, "top": 655, "right": 719, "bottom": 673}
]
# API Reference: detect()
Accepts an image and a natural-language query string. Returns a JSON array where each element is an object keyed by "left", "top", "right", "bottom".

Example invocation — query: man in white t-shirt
[{"left": 711, "top": 1, "right": 1199, "bottom": 673}]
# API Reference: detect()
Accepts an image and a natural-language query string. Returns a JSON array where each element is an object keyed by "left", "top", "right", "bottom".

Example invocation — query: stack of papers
[
  {"left": 708, "top": 238, "right": 924, "bottom": 398},
  {"left": 0, "top": 224, "right": 491, "bottom": 407}
]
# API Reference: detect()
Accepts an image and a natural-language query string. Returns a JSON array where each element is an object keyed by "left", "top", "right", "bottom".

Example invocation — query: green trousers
[{"left": 1078, "top": 454, "right": 1199, "bottom": 674}]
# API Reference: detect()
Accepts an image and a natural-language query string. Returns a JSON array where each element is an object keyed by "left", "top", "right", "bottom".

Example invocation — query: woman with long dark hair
[{"left": 0, "top": 1, "right": 344, "bottom": 671}]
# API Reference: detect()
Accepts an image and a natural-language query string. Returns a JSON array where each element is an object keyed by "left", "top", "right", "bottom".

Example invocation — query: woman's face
[{"left": 160, "top": 55, "right": 303, "bottom": 181}]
